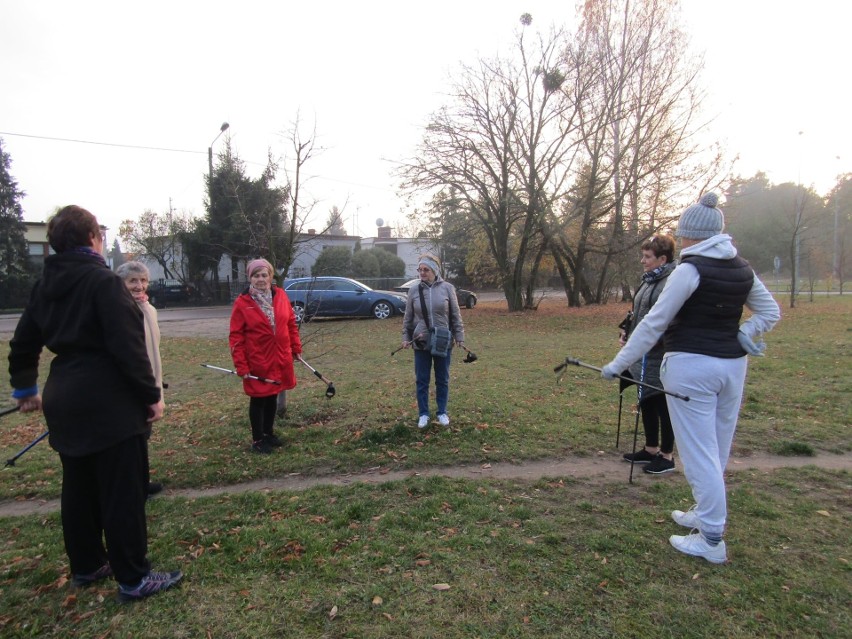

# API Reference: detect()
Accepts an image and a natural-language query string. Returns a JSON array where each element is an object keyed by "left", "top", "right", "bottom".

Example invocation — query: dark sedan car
[
  {"left": 147, "top": 280, "right": 194, "bottom": 308},
  {"left": 394, "top": 279, "right": 478, "bottom": 309},
  {"left": 283, "top": 276, "right": 407, "bottom": 322}
]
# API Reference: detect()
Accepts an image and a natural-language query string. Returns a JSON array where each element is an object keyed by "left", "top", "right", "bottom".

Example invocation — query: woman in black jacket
[
  {"left": 619, "top": 235, "right": 677, "bottom": 474},
  {"left": 8, "top": 205, "right": 182, "bottom": 601}
]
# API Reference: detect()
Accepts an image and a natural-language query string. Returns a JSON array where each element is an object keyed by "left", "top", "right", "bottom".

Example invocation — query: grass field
[{"left": 0, "top": 295, "right": 849, "bottom": 637}]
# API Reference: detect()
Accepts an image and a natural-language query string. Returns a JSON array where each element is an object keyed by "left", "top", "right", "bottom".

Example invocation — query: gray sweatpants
[{"left": 661, "top": 352, "right": 748, "bottom": 539}]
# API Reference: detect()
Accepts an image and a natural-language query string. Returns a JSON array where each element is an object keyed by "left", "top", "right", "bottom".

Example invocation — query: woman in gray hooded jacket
[{"left": 401, "top": 254, "right": 465, "bottom": 429}]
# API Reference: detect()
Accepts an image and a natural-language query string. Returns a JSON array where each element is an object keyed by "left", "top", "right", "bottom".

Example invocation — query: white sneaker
[
  {"left": 669, "top": 532, "right": 727, "bottom": 564},
  {"left": 417, "top": 415, "right": 429, "bottom": 429},
  {"left": 437, "top": 413, "right": 450, "bottom": 427},
  {"left": 672, "top": 506, "right": 699, "bottom": 529}
]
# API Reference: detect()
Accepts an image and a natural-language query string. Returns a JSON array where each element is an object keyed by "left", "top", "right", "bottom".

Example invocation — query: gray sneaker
[
  {"left": 118, "top": 570, "right": 183, "bottom": 602},
  {"left": 72, "top": 563, "right": 113, "bottom": 587},
  {"left": 671, "top": 506, "right": 699, "bottom": 529}
]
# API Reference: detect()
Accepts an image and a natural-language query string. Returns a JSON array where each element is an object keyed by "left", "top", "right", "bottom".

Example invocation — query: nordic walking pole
[
  {"left": 392, "top": 332, "right": 428, "bottom": 357},
  {"left": 459, "top": 343, "right": 478, "bottom": 363},
  {"left": 200, "top": 364, "right": 281, "bottom": 385},
  {"left": 5, "top": 431, "right": 49, "bottom": 468},
  {"left": 554, "top": 357, "right": 690, "bottom": 402},
  {"left": 296, "top": 355, "right": 336, "bottom": 398},
  {"left": 1, "top": 405, "right": 21, "bottom": 418}
]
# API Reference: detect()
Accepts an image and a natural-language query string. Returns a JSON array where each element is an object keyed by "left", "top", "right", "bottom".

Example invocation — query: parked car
[
  {"left": 283, "top": 276, "right": 407, "bottom": 322},
  {"left": 394, "top": 279, "right": 478, "bottom": 309},
  {"left": 147, "top": 280, "right": 194, "bottom": 308}
]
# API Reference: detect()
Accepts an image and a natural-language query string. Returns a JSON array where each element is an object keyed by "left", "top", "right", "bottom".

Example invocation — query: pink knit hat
[{"left": 246, "top": 258, "right": 274, "bottom": 278}]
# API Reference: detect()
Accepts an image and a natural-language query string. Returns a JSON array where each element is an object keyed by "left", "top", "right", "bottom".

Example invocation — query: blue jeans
[{"left": 414, "top": 349, "right": 451, "bottom": 416}]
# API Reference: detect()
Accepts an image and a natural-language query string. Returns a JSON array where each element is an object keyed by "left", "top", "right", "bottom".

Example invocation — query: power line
[
  {"left": 0, "top": 131, "right": 204, "bottom": 155},
  {"left": 1, "top": 130, "right": 399, "bottom": 195}
]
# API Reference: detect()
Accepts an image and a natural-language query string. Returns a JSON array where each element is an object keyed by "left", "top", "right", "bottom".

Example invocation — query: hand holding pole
[{"left": 554, "top": 357, "right": 690, "bottom": 402}]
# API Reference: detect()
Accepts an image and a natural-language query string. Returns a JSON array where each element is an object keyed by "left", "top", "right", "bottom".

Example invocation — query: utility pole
[{"left": 834, "top": 156, "right": 841, "bottom": 283}]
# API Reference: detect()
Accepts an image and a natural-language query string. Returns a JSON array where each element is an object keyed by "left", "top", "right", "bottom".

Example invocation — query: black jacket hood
[{"left": 41, "top": 253, "right": 107, "bottom": 301}]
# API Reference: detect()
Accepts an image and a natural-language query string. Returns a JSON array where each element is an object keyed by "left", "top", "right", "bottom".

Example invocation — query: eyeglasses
[{"left": 417, "top": 268, "right": 432, "bottom": 273}]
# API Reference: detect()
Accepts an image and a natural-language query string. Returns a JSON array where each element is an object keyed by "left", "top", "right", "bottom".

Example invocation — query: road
[
  {"left": 0, "top": 306, "right": 234, "bottom": 339},
  {"left": 1, "top": 289, "right": 567, "bottom": 339}
]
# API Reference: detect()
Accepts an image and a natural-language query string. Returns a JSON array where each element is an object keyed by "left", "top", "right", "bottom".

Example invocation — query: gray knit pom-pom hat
[{"left": 676, "top": 192, "right": 725, "bottom": 240}]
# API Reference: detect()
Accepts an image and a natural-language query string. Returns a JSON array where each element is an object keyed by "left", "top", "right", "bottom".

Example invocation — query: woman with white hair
[{"left": 115, "top": 260, "right": 165, "bottom": 496}]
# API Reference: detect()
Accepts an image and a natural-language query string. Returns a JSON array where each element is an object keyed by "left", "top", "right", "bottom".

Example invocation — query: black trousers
[
  {"left": 59, "top": 434, "right": 150, "bottom": 585},
  {"left": 249, "top": 395, "right": 278, "bottom": 441},
  {"left": 640, "top": 393, "right": 675, "bottom": 454}
]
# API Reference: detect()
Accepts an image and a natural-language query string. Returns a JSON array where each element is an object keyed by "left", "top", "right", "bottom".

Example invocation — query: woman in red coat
[{"left": 229, "top": 259, "right": 302, "bottom": 454}]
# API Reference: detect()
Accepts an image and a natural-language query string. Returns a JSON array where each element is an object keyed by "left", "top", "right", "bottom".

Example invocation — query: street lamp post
[
  {"left": 834, "top": 156, "right": 841, "bottom": 283},
  {"left": 208, "top": 122, "right": 229, "bottom": 301},
  {"left": 792, "top": 131, "right": 804, "bottom": 306},
  {"left": 208, "top": 122, "right": 230, "bottom": 193}
]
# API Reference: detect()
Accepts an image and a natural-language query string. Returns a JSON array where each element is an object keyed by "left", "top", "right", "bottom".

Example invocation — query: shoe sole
[{"left": 644, "top": 466, "right": 676, "bottom": 474}]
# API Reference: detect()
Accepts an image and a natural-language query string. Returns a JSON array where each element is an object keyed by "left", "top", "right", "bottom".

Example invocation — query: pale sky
[{"left": 1, "top": 0, "right": 848, "bottom": 244}]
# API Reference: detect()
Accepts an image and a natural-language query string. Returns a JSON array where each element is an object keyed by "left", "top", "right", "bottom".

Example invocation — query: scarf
[
  {"left": 642, "top": 264, "right": 668, "bottom": 284},
  {"left": 249, "top": 286, "right": 275, "bottom": 329},
  {"left": 132, "top": 291, "right": 149, "bottom": 303},
  {"left": 68, "top": 245, "right": 107, "bottom": 266}
]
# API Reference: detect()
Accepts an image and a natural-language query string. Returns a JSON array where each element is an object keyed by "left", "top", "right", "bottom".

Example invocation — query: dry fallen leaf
[
  {"left": 372, "top": 596, "right": 383, "bottom": 606},
  {"left": 329, "top": 605, "right": 338, "bottom": 619},
  {"left": 815, "top": 510, "right": 831, "bottom": 517},
  {"left": 432, "top": 583, "right": 451, "bottom": 591}
]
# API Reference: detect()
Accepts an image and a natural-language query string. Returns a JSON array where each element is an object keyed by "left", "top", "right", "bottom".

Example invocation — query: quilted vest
[{"left": 663, "top": 255, "right": 754, "bottom": 358}]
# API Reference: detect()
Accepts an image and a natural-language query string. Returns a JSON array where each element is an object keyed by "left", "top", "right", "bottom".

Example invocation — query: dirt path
[{"left": 2, "top": 452, "right": 848, "bottom": 518}]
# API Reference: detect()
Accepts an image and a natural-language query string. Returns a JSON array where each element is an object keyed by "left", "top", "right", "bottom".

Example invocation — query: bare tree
[
  {"left": 119, "top": 208, "right": 194, "bottom": 281},
  {"left": 549, "top": 0, "right": 722, "bottom": 306},
  {"left": 789, "top": 185, "right": 823, "bottom": 308},
  {"left": 400, "top": 18, "right": 578, "bottom": 311},
  {"left": 275, "top": 114, "right": 351, "bottom": 278}
]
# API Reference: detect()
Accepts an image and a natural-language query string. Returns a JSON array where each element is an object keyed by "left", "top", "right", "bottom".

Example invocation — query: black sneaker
[
  {"left": 623, "top": 448, "right": 656, "bottom": 464},
  {"left": 72, "top": 563, "right": 113, "bottom": 587},
  {"left": 263, "top": 434, "right": 283, "bottom": 447},
  {"left": 252, "top": 439, "right": 273, "bottom": 454},
  {"left": 644, "top": 454, "right": 676, "bottom": 474},
  {"left": 118, "top": 570, "right": 183, "bottom": 602},
  {"left": 147, "top": 482, "right": 164, "bottom": 496}
]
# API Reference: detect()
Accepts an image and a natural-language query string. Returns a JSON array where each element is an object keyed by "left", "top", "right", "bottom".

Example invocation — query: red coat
[{"left": 229, "top": 286, "right": 302, "bottom": 397}]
